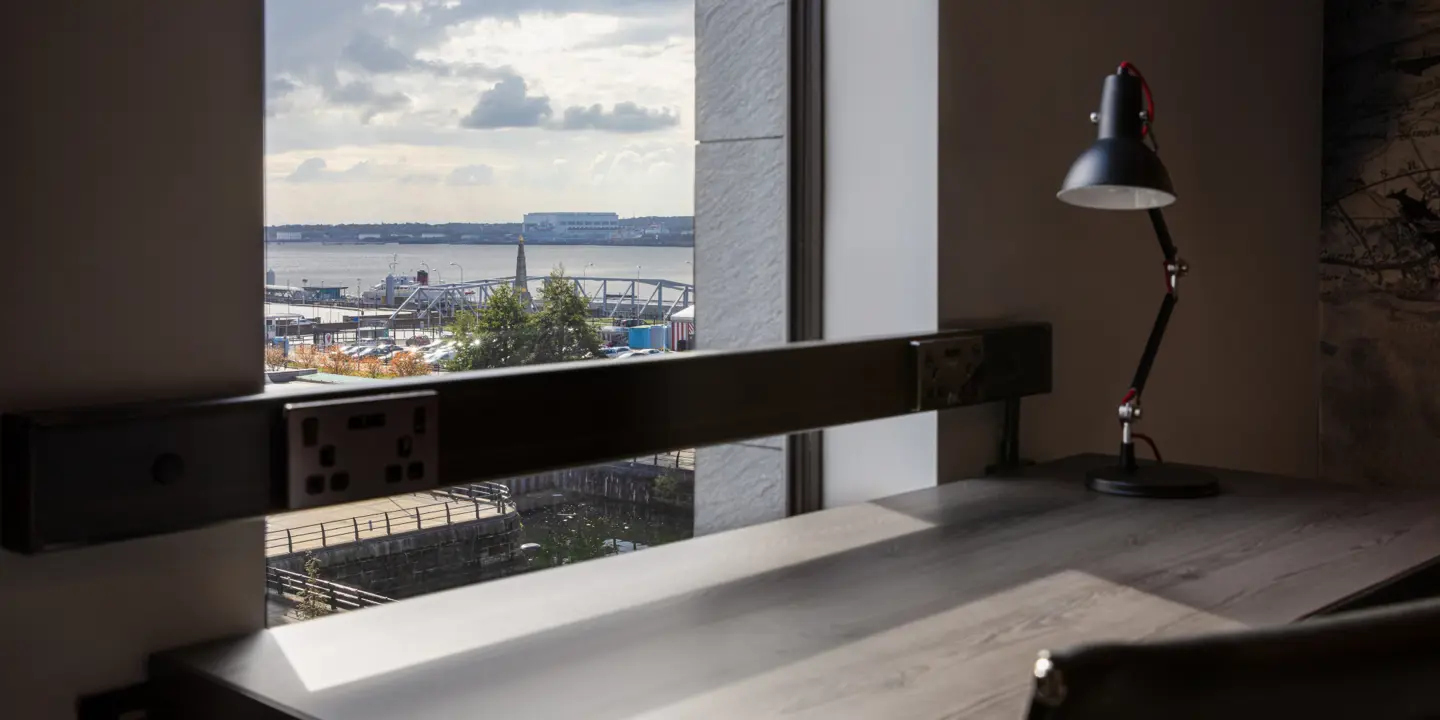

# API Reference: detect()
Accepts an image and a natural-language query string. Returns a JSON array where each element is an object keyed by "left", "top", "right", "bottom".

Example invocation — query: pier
[{"left": 266, "top": 275, "right": 695, "bottom": 347}]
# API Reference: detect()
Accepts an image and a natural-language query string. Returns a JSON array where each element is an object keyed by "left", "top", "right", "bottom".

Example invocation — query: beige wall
[
  {"left": 937, "top": 1, "right": 1323, "bottom": 480},
  {"left": 0, "top": 1, "right": 264, "bottom": 717}
]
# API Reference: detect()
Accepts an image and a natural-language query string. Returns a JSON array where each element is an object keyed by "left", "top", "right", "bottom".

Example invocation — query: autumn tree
[
  {"left": 389, "top": 351, "right": 432, "bottom": 377},
  {"left": 357, "top": 355, "right": 386, "bottom": 378},
  {"left": 291, "top": 344, "right": 321, "bottom": 369},
  {"left": 321, "top": 347, "right": 356, "bottom": 375},
  {"left": 264, "top": 344, "right": 288, "bottom": 371},
  {"left": 531, "top": 268, "right": 602, "bottom": 364}
]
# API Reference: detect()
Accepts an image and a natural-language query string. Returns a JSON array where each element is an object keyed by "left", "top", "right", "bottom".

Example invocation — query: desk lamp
[{"left": 1057, "top": 63, "right": 1217, "bottom": 498}]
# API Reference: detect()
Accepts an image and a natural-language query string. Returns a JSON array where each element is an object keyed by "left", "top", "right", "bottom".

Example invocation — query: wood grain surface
[{"left": 156, "top": 455, "right": 1440, "bottom": 719}]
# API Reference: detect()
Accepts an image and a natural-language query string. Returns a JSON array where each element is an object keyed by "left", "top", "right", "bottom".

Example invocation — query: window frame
[{"left": 786, "top": 0, "right": 826, "bottom": 517}]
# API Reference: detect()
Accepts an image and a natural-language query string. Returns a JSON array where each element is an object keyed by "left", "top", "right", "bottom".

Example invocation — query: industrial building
[{"left": 521, "top": 211, "right": 620, "bottom": 240}]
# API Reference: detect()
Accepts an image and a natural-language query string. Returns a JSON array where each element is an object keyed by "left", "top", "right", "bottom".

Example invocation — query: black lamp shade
[{"left": 1057, "top": 72, "right": 1176, "bottom": 211}]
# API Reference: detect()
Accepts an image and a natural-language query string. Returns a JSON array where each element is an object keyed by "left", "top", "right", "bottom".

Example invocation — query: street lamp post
[{"left": 450, "top": 262, "right": 463, "bottom": 284}]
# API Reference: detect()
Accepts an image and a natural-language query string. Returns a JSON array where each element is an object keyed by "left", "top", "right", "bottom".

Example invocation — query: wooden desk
[{"left": 153, "top": 456, "right": 1440, "bottom": 719}]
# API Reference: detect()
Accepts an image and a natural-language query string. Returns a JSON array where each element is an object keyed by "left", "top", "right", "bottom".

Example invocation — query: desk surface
[{"left": 156, "top": 456, "right": 1440, "bottom": 719}]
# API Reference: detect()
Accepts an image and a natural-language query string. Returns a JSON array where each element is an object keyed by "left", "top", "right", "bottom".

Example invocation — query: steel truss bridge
[{"left": 387, "top": 275, "right": 694, "bottom": 324}]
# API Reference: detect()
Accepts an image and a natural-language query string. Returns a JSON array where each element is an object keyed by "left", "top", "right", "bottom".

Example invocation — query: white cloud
[
  {"left": 285, "top": 157, "right": 379, "bottom": 183},
  {"left": 559, "top": 102, "right": 680, "bottom": 132},
  {"left": 459, "top": 76, "right": 553, "bottom": 129},
  {"left": 447, "top": 164, "right": 496, "bottom": 185},
  {"left": 263, "top": 2, "right": 695, "bottom": 224}
]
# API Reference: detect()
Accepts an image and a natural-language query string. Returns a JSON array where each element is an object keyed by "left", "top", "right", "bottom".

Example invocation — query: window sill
[{"left": 152, "top": 455, "right": 1440, "bottom": 719}]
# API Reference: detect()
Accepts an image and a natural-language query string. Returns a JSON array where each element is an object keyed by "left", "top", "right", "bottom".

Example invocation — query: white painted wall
[
  {"left": 0, "top": 1, "right": 265, "bottom": 716},
  {"left": 822, "top": 0, "right": 940, "bottom": 508}
]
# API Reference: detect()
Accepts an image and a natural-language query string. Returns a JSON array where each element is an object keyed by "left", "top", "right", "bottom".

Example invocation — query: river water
[{"left": 265, "top": 243, "right": 694, "bottom": 292}]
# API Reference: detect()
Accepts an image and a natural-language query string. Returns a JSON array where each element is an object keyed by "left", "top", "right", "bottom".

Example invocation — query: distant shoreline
[{"left": 264, "top": 238, "right": 694, "bottom": 249}]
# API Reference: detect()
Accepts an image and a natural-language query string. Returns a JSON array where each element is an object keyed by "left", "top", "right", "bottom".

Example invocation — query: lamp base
[{"left": 1086, "top": 461, "right": 1219, "bottom": 499}]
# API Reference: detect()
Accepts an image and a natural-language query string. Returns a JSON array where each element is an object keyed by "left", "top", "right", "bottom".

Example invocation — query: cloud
[
  {"left": 559, "top": 102, "right": 680, "bottom": 133},
  {"left": 287, "top": 157, "right": 331, "bottom": 183},
  {"left": 286, "top": 157, "right": 376, "bottom": 183},
  {"left": 586, "top": 143, "right": 686, "bottom": 185},
  {"left": 267, "top": 77, "right": 299, "bottom": 100},
  {"left": 571, "top": 17, "right": 689, "bottom": 50},
  {"left": 267, "top": 1, "right": 651, "bottom": 93},
  {"left": 341, "top": 31, "right": 413, "bottom": 73},
  {"left": 324, "top": 80, "right": 410, "bottom": 122},
  {"left": 397, "top": 173, "right": 441, "bottom": 186},
  {"left": 341, "top": 30, "right": 512, "bottom": 79},
  {"left": 447, "top": 165, "right": 496, "bottom": 186},
  {"left": 460, "top": 76, "right": 553, "bottom": 129},
  {"left": 266, "top": 77, "right": 300, "bottom": 117}
]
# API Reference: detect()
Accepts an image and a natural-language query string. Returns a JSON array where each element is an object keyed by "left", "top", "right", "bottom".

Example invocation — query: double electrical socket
[
  {"left": 912, "top": 335, "right": 985, "bottom": 411},
  {"left": 283, "top": 390, "right": 440, "bottom": 509}
]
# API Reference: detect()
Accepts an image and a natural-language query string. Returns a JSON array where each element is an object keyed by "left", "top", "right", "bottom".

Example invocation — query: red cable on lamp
[{"left": 1117, "top": 61, "right": 1155, "bottom": 136}]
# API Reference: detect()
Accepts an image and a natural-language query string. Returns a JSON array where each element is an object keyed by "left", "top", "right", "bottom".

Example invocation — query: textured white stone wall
[{"left": 693, "top": 0, "right": 790, "bottom": 534}]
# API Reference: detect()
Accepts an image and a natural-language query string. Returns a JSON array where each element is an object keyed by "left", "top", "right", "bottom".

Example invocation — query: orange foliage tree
[
  {"left": 264, "top": 345, "right": 287, "bottom": 371},
  {"left": 291, "top": 344, "right": 321, "bottom": 369},
  {"left": 389, "top": 351, "right": 432, "bottom": 377},
  {"left": 357, "top": 356, "right": 387, "bottom": 378},
  {"left": 321, "top": 347, "right": 356, "bottom": 375}
]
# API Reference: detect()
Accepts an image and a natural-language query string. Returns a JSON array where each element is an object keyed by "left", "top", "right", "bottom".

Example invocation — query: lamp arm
[
  {"left": 1147, "top": 207, "right": 1178, "bottom": 263},
  {"left": 1115, "top": 209, "right": 1188, "bottom": 473},
  {"left": 1126, "top": 208, "right": 1183, "bottom": 399},
  {"left": 1127, "top": 292, "right": 1176, "bottom": 399}
]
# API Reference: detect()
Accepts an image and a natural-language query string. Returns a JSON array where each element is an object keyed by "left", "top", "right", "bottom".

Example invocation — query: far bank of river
[{"left": 265, "top": 243, "right": 695, "bottom": 293}]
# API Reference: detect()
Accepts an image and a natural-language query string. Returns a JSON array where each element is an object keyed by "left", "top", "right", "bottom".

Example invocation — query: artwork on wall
[{"left": 1322, "top": 1, "right": 1440, "bottom": 484}]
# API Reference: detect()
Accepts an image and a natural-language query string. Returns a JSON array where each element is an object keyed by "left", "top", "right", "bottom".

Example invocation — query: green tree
[
  {"left": 531, "top": 268, "right": 602, "bottom": 364},
  {"left": 291, "top": 553, "right": 333, "bottom": 621},
  {"left": 534, "top": 504, "right": 620, "bottom": 568},
  {"left": 446, "top": 284, "right": 535, "bottom": 371}
]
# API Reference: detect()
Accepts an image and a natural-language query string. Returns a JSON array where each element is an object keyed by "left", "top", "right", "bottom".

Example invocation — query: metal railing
[
  {"left": 626, "top": 448, "right": 695, "bottom": 471},
  {"left": 265, "top": 482, "right": 513, "bottom": 556},
  {"left": 265, "top": 565, "right": 394, "bottom": 612},
  {"left": 426, "top": 481, "right": 514, "bottom": 505}
]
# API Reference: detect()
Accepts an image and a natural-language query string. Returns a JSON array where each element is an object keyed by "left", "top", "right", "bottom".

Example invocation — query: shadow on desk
[{"left": 153, "top": 454, "right": 1440, "bottom": 720}]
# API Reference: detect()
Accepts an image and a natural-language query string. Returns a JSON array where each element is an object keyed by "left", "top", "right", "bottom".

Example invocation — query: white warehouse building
[{"left": 522, "top": 212, "right": 620, "bottom": 238}]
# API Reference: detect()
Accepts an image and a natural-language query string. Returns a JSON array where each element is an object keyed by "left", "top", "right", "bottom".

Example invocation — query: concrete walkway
[{"left": 265, "top": 493, "right": 507, "bottom": 557}]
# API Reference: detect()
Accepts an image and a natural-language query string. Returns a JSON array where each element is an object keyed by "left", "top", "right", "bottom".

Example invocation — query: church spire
[{"left": 513, "top": 234, "right": 530, "bottom": 301}]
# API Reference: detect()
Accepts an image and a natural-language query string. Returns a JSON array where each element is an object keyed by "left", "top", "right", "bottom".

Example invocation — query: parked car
[
  {"left": 602, "top": 346, "right": 632, "bottom": 358},
  {"left": 355, "top": 344, "right": 401, "bottom": 359},
  {"left": 615, "top": 349, "right": 665, "bottom": 360},
  {"left": 426, "top": 349, "right": 457, "bottom": 366}
]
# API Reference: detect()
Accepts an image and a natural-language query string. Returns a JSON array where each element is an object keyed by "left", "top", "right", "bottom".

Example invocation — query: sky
[{"left": 264, "top": 0, "right": 695, "bottom": 225}]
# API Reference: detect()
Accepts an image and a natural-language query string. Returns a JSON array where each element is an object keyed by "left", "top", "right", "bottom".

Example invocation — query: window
[
  {"left": 4, "top": 2, "right": 1055, "bottom": 714},
  {"left": 258, "top": 0, "right": 785, "bottom": 624}
]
